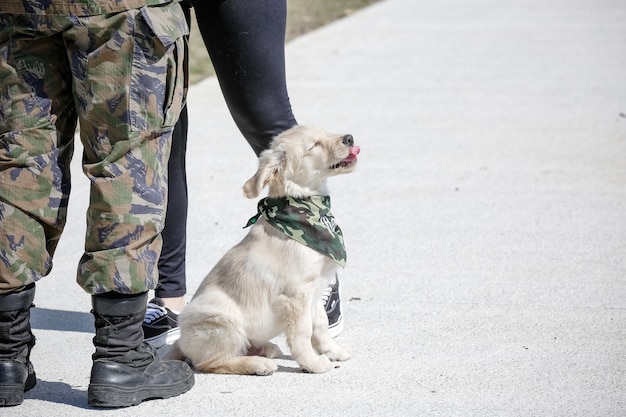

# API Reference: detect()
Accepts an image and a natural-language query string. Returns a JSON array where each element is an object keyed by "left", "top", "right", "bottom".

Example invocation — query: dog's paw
[
  {"left": 300, "top": 355, "right": 333, "bottom": 374},
  {"left": 261, "top": 342, "right": 283, "bottom": 359},
  {"left": 325, "top": 344, "right": 353, "bottom": 362},
  {"left": 250, "top": 356, "right": 278, "bottom": 376}
]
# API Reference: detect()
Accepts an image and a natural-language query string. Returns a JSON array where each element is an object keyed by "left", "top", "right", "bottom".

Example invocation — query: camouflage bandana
[{"left": 244, "top": 195, "right": 346, "bottom": 268}]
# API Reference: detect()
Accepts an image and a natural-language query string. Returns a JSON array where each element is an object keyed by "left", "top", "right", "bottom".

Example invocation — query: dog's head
[{"left": 243, "top": 125, "right": 360, "bottom": 199}]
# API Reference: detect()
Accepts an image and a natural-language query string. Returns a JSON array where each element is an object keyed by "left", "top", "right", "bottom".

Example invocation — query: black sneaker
[
  {"left": 323, "top": 275, "right": 343, "bottom": 338},
  {"left": 142, "top": 298, "right": 180, "bottom": 349}
]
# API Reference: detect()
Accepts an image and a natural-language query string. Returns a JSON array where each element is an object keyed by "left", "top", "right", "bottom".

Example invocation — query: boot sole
[
  {"left": 88, "top": 374, "right": 194, "bottom": 408},
  {"left": 0, "top": 385, "right": 24, "bottom": 407},
  {"left": 0, "top": 369, "right": 36, "bottom": 407}
]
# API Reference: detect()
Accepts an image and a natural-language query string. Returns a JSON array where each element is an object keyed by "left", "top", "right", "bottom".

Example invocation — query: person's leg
[
  {"left": 89, "top": 292, "right": 193, "bottom": 407},
  {"left": 0, "top": 14, "right": 77, "bottom": 406},
  {"left": 0, "top": 285, "right": 36, "bottom": 407},
  {"left": 0, "top": 15, "right": 75, "bottom": 293},
  {"left": 143, "top": 108, "right": 188, "bottom": 350},
  {"left": 155, "top": 105, "right": 188, "bottom": 310},
  {"left": 154, "top": 0, "right": 191, "bottom": 313},
  {"left": 155, "top": 0, "right": 191, "bottom": 313},
  {"left": 67, "top": 6, "right": 194, "bottom": 407},
  {"left": 193, "top": 0, "right": 298, "bottom": 156},
  {"left": 75, "top": 7, "right": 186, "bottom": 294}
]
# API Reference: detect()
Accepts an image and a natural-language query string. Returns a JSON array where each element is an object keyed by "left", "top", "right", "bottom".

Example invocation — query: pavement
[{"left": 6, "top": 0, "right": 626, "bottom": 415}]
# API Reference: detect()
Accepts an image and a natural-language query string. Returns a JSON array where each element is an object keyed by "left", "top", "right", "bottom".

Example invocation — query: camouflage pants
[{"left": 0, "top": 4, "right": 188, "bottom": 295}]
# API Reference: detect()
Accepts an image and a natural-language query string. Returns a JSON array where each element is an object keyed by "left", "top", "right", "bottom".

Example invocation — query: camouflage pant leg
[
  {"left": 0, "top": 4, "right": 189, "bottom": 295},
  {"left": 73, "top": 5, "right": 188, "bottom": 295},
  {"left": 0, "top": 15, "right": 78, "bottom": 294}
]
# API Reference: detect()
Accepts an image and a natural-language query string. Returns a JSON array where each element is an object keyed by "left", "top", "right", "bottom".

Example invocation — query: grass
[{"left": 187, "top": 0, "right": 381, "bottom": 85}]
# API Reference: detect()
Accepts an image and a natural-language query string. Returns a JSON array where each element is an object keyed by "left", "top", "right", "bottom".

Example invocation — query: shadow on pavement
[
  {"left": 31, "top": 308, "right": 93, "bottom": 333},
  {"left": 25, "top": 380, "right": 90, "bottom": 409}
]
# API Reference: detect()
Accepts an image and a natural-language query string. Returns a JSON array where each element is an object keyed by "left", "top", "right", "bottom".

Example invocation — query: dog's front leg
[
  {"left": 311, "top": 302, "right": 353, "bottom": 361},
  {"left": 276, "top": 294, "right": 333, "bottom": 373}
]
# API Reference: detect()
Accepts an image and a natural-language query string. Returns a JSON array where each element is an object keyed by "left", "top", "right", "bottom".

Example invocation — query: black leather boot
[
  {"left": 0, "top": 284, "right": 36, "bottom": 407},
  {"left": 88, "top": 292, "right": 194, "bottom": 408}
]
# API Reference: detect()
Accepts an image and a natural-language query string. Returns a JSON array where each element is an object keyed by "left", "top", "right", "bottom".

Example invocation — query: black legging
[{"left": 157, "top": 0, "right": 298, "bottom": 298}]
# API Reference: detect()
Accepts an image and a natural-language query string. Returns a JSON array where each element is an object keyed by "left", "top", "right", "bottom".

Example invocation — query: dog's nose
[{"left": 342, "top": 134, "right": 354, "bottom": 147}]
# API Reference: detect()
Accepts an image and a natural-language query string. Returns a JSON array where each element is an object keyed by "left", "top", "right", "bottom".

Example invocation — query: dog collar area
[{"left": 244, "top": 195, "right": 347, "bottom": 267}]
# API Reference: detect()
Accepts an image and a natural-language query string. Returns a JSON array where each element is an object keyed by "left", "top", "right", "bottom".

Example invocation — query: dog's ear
[{"left": 243, "top": 147, "right": 286, "bottom": 198}]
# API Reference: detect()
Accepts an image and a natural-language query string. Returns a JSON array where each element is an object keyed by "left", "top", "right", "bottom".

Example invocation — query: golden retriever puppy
[{"left": 174, "top": 125, "right": 360, "bottom": 375}]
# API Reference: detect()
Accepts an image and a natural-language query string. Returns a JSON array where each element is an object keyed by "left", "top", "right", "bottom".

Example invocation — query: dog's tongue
[{"left": 345, "top": 146, "right": 360, "bottom": 162}]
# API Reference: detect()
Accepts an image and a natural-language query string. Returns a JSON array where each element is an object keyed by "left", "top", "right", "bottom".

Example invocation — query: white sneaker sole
[
  {"left": 144, "top": 327, "right": 181, "bottom": 349},
  {"left": 328, "top": 315, "right": 344, "bottom": 338}
]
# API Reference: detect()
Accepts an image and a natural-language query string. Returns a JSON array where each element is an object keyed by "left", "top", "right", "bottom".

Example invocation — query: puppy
[{"left": 173, "top": 125, "right": 360, "bottom": 375}]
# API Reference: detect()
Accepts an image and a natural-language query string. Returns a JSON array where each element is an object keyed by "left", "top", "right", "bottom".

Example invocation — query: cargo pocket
[{"left": 130, "top": 3, "right": 189, "bottom": 132}]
